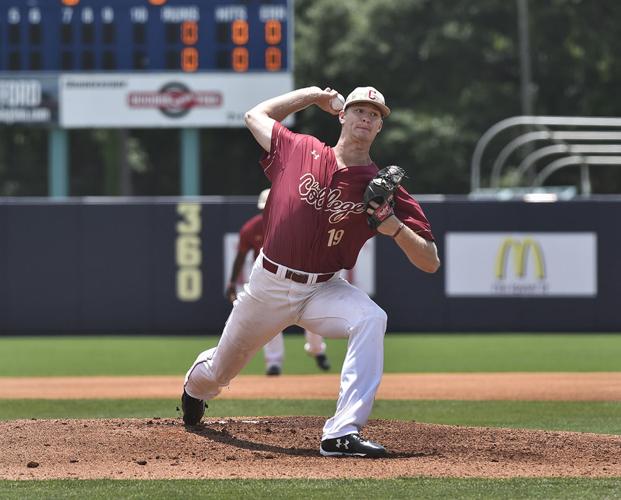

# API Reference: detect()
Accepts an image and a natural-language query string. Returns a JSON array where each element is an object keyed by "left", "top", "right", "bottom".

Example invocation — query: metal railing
[
  {"left": 533, "top": 156, "right": 621, "bottom": 189},
  {"left": 490, "top": 131, "right": 621, "bottom": 188},
  {"left": 471, "top": 116, "right": 621, "bottom": 195}
]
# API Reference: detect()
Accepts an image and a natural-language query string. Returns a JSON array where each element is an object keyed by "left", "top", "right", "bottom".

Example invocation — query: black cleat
[
  {"left": 320, "top": 433, "right": 387, "bottom": 458},
  {"left": 266, "top": 365, "right": 281, "bottom": 376},
  {"left": 181, "top": 390, "right": 206, "bottom": 426},
  {"left": 315, "top": 353, "right": 331, "bottom": 371}
]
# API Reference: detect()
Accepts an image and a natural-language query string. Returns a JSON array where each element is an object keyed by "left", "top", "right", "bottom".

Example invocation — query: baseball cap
[
  {"left": 343, "top": 86, "right": 390, "bottom": 117},
  {"left": 257, "top": 188, "right": 270, "bottom": 209}
]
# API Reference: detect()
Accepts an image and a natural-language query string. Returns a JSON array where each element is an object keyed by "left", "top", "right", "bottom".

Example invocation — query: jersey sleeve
[
  {"left": 394, "top": 187, "right": 435, "bottom": 241},
  {"left": 258, "top": 121, "right": 299, "bottom": 181},
  {"left": 237, "top": 221, "right": 254, "bottom": 254}
]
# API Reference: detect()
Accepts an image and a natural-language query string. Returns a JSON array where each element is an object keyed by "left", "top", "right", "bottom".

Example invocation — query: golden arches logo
[{"left": 494, "top": 238, "right": 545, "bottom": 280}]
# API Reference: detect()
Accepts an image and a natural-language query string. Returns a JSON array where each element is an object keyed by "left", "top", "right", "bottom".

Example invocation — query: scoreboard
[
  {"left": 0, "top": 0, "right": 293, "bottom": 127},
  {"left": 0, "top": 0, "right": 291, "bottom": 73}
]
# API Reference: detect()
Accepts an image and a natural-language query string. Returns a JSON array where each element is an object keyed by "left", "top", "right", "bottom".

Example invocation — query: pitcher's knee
[
  {"left": 369, "top": 305, "right": 388, "bottom": 331},
  {"left": 352, "top": 304, "right": 387, "bottom": 335}
]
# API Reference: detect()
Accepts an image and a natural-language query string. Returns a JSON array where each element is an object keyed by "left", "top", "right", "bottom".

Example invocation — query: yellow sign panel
[{"left": 494, "top": 238, "right": 545, "bottom": 280}]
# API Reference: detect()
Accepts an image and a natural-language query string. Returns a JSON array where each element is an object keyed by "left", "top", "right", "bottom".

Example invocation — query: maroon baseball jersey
[
  {"left": 238, "top": 212, "right": 264, "bottom": 260},
  {"left": 259, "top": 121, "right": 434, "bottom": 273}
]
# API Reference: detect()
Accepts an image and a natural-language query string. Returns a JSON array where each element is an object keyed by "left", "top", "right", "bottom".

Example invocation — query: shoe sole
[
  {"left": 320, "top": 447, "right": 385, "bottom": 458},
  {"left": 183, "top": 416, "right": 203, "bottom": 426},
  {"left": 182, "top": 413, "right": 204, "bottom": 426}
]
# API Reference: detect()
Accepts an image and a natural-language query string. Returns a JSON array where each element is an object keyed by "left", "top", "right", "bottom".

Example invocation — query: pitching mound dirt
[{"left": 2, "top": 417, "right": 620, "bottom": 480}]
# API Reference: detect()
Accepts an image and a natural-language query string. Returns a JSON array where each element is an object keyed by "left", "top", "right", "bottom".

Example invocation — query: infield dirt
[
  {"left": 1, "top": 373, "right": 620, "bottom": 480},
  {"left": 1, "top": 372, "right": 619, "bottom": 400}
]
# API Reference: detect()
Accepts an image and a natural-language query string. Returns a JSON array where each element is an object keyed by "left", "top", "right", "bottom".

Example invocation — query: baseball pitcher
[{"left": 182, "top": 86, "right": 440, "bottom": 457}]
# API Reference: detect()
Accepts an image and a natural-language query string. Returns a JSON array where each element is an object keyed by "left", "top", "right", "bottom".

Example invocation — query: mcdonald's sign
[
  {"left": 494, "top": 238, "right": 545, "bottom": 280},
  {"left": 445, "top": 232, "right": 596, "bottom": 297}
]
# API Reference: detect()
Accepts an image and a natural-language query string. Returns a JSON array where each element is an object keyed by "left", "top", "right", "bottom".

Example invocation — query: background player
[
  {"left": 182, "top": 85, "right": 440, "bottom": 457},
  {"left": 225, "top": 188, "right": 331, "bottom": 376}
]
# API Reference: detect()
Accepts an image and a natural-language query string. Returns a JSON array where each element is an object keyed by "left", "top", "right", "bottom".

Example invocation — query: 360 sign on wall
[
  {"left": 445, "top": 232, "right": 597, "bottom": 297},
  {"left": 176, "top": 202, "right": 203, "bottom": 302}
]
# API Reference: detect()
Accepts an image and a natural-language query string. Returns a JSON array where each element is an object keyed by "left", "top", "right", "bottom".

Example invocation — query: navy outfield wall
[{"left": 0, "top": 197, "right": 619, "bottom": 334}]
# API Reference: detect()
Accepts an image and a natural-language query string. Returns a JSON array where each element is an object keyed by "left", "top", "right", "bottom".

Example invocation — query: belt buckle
[{"left": 291, "top": 271, "right": 309, "bottom": 284}]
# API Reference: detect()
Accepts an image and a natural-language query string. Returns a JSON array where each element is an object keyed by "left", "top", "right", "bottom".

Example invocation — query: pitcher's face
[{"left": 340, "top": 103, "right": 383, "bottom": 143}]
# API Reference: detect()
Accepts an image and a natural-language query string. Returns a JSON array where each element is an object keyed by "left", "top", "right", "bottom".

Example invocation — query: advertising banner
[
  {"left": 445, "top": 232, "right": 597, "bottom": 297},
  {"left": 59, "top": 73, "right": 293, "bottom": 128},
  {"left": 0, "top": 76, "right": 58, "bottom": 125}
]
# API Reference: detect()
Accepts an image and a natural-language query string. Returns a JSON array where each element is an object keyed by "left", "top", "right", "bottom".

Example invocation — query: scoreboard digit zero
[{"left": 0, "top": 0, "right": 291, "bottom": 73}]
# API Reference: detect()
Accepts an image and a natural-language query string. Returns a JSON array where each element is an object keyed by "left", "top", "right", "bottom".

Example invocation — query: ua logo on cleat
[{"left": 336, "top": 438, "right": 349, "bottom": 449}]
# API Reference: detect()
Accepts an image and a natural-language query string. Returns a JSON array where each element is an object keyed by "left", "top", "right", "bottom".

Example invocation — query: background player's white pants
[
  {"left": 184, "top": 252, "right": 386, "bottom": 440},
  {"left": 304, "top": 330, "right": 327, "bottom": 356},
  {"left": 262, "top": 330, "right": 327, "bottom": 368},
  {"left": 262, "top": 333, "right": 284, "bottom": 368}
]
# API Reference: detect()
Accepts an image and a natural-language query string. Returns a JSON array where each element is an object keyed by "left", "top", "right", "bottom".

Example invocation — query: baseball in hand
[{"left": 330, "top": 93, "right": 345, "bottom": 111}]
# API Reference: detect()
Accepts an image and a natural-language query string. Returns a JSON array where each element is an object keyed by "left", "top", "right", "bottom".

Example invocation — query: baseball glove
[{"left": 363, "top": 165, "right": 406, "bottom": 230}]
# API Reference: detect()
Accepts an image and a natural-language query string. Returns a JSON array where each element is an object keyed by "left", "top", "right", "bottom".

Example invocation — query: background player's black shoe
[
  {"left": 181, "top": 390, "right": 206, "bottom": 425},
  {"left": 320, "top": 433, "right": 387, "bottom": 457},
  {"left": 315, "top": 353, "right": 331, "bottom": 371},
  {"left": 266, "top": 365, "right": 281, "bottom": 376}
]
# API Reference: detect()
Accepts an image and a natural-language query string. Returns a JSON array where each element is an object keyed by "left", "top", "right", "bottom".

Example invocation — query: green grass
[
  {"left": 383, "top": 333, "right": 621, "bottom": 372},
  {"left": 1, "top": 334, "right": 619, "bottom": 498},
  {"left": 1, "top": 478, "right": 620, "bottom": 500},
  {"left": 0, "top": 333, "right": 619, "bottom": 376},
  {"left": 2, "top": 399, "right": 620, "bottom": 435}
]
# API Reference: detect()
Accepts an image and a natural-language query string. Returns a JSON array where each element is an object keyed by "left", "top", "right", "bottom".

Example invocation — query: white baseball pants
[{"left": 184, "top": 250, "right": 387, "bottom": 440}]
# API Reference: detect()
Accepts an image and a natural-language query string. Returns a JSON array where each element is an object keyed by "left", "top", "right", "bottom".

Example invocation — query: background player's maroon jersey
[
  {"left": 238, "top": 213, "right": 264, "bottom": 260},
  {"left": 260, "top": 122, "right": 434, "bottom": 273}
]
